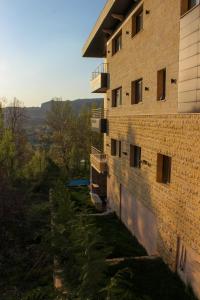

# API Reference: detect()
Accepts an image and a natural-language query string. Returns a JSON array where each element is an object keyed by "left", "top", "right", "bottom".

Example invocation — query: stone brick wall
[
  {"left": 106, "top": 113, "right": 200, "bottom": 270},
  {"left": 106, "top": 0, "right": 180, "bottom": 115}
]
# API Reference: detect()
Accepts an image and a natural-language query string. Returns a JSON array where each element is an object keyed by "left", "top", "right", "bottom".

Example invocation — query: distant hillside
[
  {"left": 3, "top": 98, "right": 103, "bottom": 146},
  {"left": 22, "top": 98, "right": 103, "bottom": 129},
  {"left": 41, "top": 98, "right": 103, "bottom": 114}
]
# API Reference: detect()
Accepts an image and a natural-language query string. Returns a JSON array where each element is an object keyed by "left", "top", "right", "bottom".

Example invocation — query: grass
[
  {"left": 107, "top": 259, "right": 197, "bottom": 300},
  {"left": 93, "top": 214, "right": 147, "bottom": 259},
  {"left": 69, "top": 186, "right": 98, "bottom": 213},
  {"left": 68, "top": 187, "right": 197, "bottom": 300}
]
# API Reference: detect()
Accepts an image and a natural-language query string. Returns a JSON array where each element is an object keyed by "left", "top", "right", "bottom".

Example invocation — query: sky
[{"left": 0, "top": 0, "right": 107, "bottom": 107}]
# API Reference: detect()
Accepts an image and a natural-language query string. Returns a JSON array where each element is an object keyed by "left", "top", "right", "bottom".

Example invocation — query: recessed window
[
  {"left": 131, "top": 79, "right": 143, "bottom": 104},
  {"left": 132, "top": 6, "right": 143, "bottom": 37},
  {"left": 111, "top": 139, "right": 117, "bottom": 156},
  {"left": 157, "top": 154, "right": 171, "bottom": 184},
  {"left": 130, "top": 145, "right": 141, "bottom": 168},
  {"left": 181, "top": 0, "right": 198, "bottom": 15},
  {"left": 157, "top": 68, "right": 166, "bottom": 101},
  {"left": 112, "top": 31, "right": 122, "bottom": 55},
  {"left": 112, "top": 87, "right": 122, "bottom": 107},
  {"left": 179, "top": 244, "right": 187, "bottom": 273},
  {"left": 118, "top": 141, "right": 121, "bottom": 158}
]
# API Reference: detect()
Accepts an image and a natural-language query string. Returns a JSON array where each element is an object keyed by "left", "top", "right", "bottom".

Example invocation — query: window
[
  {"left": 157, "top": 68, "right": 166, "bottom": 101},
  {"left": 131, "top": 79, "right": 143, "bottom": 104},
  {"left": 179, "top": 244, "right": 187, "bottom": 272},
  {"left": 112, "top": 31, "right": 122, "bottom": 55},
  {"left": 181, "top": 0, "right": 198, "bottom": 15},
  {"left": 112, "top": 87, "right": 122, "bottom": 107},
  {"left": 132, "top": 6, "right": 143, "bottom": 37},
  {"left": 157, "top": 154, "right": 171, "bottom": 184},
  {"left": 118, "top": 141, "right": 121, "bottom": 158},
  {"left": 130, "top": 145, "right": 141, "bottom": 168},
  {"left": 111, "top": 139, "right": 117, "bottom": 156}
]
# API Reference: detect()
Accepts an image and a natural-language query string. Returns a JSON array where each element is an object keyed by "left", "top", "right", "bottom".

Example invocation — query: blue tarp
[{"left": 67, "top": 179, "right": 90, "bottom": 187}]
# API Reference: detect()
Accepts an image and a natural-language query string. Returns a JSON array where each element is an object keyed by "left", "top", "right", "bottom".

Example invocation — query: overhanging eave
[{"left": 82, "top": 0, "right": 140, "bottom": 58}]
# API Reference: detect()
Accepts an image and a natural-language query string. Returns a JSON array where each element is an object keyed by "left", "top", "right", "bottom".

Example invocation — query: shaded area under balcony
[
  {"left": 90, "top": 63, "right": 109, "bottom": 93},
  {"left": 90, "top": 163, "right": 107, "bottom": 211},
  {"left": 90, "top": 146, "right": 107, "bottom": 174},
  {"left": 91, "top": 108, "right": 107, "bottom": 133}
]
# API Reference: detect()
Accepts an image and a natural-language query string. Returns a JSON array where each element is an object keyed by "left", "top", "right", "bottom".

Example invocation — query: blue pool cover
[{"left": 67, "top": 179, "right": 90, "bottom": 187}]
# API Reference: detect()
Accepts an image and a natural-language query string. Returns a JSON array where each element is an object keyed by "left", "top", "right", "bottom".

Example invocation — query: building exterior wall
[
  {"left": 106, "top": 0, "right": 180, "bottom": 116},
  {"left": 106, "top": 113, "right": 200, "bottom": 296},
  {"left": 178, "top": 5, "right": 200, "bottom": 113},
  {"left": 84, "top": 0, "right": 200, "bottom": 298},
  {"left": 120, "top": 184, "right": 158, "bottom": 255}
]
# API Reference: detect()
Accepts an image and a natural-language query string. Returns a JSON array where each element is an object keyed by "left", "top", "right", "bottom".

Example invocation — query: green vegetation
[
  {"left": 53, "top": 187, "right": 197, "bottom": 300},
  {"left": 0, "top": 100, "right": 197, "bottom": 300}
]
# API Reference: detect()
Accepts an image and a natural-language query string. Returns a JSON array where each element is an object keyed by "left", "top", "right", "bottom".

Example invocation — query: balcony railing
[
  {"left": 91, "top": 63, "right": 108, "bottom": 80},
  {"left": 91, "top": 146, "right": 106, "bottom": 159},
  {"left": 90, "top": 146, "right": 107, "bottom": 173},
  {"left": 91, "top": 108, "right": 107, "bottom": 133},
  {"left": 92, "top": 108, "right": 108, "bottom": 118},
  {"left": 90, "top": 63, "right": 109, "bottom": 93}
]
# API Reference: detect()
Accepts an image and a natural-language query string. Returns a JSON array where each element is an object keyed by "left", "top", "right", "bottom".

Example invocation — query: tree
[
  {"left": 5, "top": 98, "right": 26, "bottom": 135},
  {"left": 52, "top": 182, "right": 110, "bottom": 299},
  {"left": 46, "top": 101, "right": 75, "bottom": 174}
]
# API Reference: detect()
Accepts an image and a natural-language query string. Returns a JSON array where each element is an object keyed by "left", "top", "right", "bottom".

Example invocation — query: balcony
[
  {"left": 91, "top": 108, "right": 107, "bottom": 133},
  {"left": 90, "top": 146, "right": 107, "bottom": 174},
  {"left": 90, "top": 63, "right": 109, "bottom": 93}
]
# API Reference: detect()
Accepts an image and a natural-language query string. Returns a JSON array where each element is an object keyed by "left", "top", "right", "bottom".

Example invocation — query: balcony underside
[
  {"left": 90, "top": 154, "right": 107, "bottom": 174},
  {"left": 91, "top": 118, "right": 107, "bottom": 133},
  {"left": 91, "top": 73, "right": 108, "bottom": 93}
]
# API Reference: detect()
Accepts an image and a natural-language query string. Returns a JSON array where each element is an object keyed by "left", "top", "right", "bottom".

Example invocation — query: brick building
[{"left": 83, "top": 0, "right": 200, "bottom": 298}]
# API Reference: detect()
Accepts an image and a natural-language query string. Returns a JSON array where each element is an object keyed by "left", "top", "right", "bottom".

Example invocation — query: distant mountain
[
  {"left": 23, "top": 98, "right": 103, "bottom": 129},
  {"left": 41, "top": 98, "right": 103, "bottom": 114},
  {"left": 21, "top": 98, "right": 102, "bottom": 128},
  {"left": 4, "top": 98, "right": 103, "bottom": 145}
]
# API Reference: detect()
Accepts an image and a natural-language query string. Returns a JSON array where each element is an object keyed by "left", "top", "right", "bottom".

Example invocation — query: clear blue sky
[{"left": 0, "top": 0, "right": 106, "bottom": 107}]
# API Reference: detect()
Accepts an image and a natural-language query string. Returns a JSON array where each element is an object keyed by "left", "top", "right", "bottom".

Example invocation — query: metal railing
[
  {"left": 91, "top": 63, "right": 108, "bottom": 80},
  {"left": 91, "top": 146, "right": 106, "bottom": 160},
  {"left": 91, "top": 108, "right": 108, "bottom": 119}
]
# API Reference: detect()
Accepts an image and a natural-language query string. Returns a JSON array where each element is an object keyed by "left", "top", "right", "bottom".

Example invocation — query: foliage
[
  {"left": 0, "top": 128, "right": 16, "bottom": 179},
  {"left": 105, "top": 268, "right": 151, "bottom": 300},
  {"left": 45, "top": 100, "right": 102, "bottom": 177},
  {"left": 51, "top": 182, "right": 111, "bottom": 300},
  {"left": 23, "top": 149, "right": 47, "bottom": 180}
]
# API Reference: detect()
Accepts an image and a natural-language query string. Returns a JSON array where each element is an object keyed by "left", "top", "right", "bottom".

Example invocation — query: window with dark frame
[
  {"left": 131, "top": 79, "right": 143, "bottom": 104},
  {"left": 157, "top": 68, "right": 166, "bottom": 101},
  {"left": 181, "top": 0, "right": 198, "bottom": 15},
  {"left": 132, "top": 6, "right": 143, "bottom": 37},
  {"left": 118, "top": 141, "right": 121, "bottom": 158},
  {"left": 130, "top": 145, "right": 141, "bottom": 168},
  {"left": 179, "top": 245, "right": 187, "bottom": 272},
  {"left": 112, "top": 87, "right": 122, "bottom": 107},
  {"left": 157, "top": 154, "right": 172, "bottom": 184},
  {"left": 111, "top": 139, "right": 117, "bottom": 156},
  {"left": 112, "top": 31, "right": 122, "bottom": 55}
]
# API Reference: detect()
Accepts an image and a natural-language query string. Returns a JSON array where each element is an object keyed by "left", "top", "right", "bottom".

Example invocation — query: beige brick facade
[
  {"left": 83, "top": 0, "right": 200, "bottom": 297},
  {"left": 106, "top": 113, "right": 200, "bottom": 267}
]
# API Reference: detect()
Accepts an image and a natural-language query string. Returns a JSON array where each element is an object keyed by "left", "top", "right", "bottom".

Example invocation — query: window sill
[
  {"left": 131, "top": 29, "right": 144, "bottom": 40},
  {"left": 111, "top": 105, "right": 123, "bottom": 109},
  {"left": 157, "top": 98, "right": 167, "bottom": 102},
  {"left": 157, "top": 181, "right": 171, "bottom": 187},
  {"left": 112, "top": 48, "right": 122, "bottom": 57},
  {"left": 131, "top": 101, "right": 143, "bottom": 105},
  {"left": 130, "top": 166, "right": 141, "bottom": 169}
]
